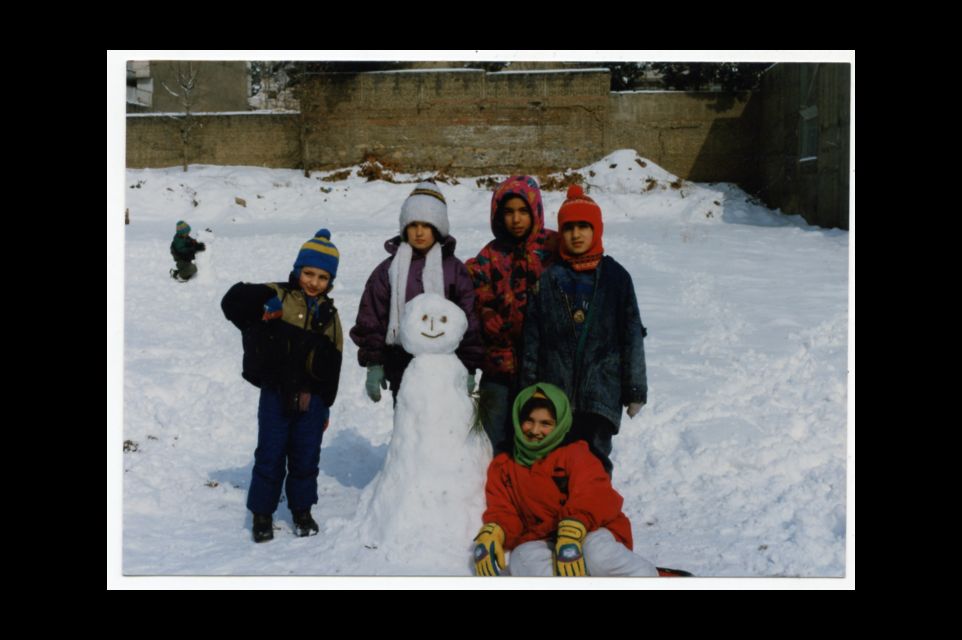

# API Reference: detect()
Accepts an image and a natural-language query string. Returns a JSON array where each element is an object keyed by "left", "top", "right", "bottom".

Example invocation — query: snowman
[{"left": 357, "top": 293, "right": 492, "bottom": 573}]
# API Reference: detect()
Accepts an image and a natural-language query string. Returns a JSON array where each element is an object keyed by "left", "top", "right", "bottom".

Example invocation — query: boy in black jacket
[{"left": 221, "top": 229, "right": 343, "bottom": 543}]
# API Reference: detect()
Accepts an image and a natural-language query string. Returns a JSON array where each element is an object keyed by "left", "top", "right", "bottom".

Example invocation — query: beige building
[{"left": 126, "top": 61, "right": 250, "bottom": 113}]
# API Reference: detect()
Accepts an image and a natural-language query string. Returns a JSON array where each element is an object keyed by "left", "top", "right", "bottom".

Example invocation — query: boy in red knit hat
[{"left": 520, "top": 185, "right": 647, "bottom": 474}]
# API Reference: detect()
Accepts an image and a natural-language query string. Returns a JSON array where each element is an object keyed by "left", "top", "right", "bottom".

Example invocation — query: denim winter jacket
[{"left": 521, "top": 256, "right": 647, "bottom": 432}]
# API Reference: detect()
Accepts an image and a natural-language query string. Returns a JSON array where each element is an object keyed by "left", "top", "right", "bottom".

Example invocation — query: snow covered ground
[{"left": 111, "top": 150, "right": 851, "bottom": 583}]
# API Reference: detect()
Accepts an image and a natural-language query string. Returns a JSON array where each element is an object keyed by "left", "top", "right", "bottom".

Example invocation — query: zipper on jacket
[
  {"left": 559, "top": 286, "right": 580, "bottom": 343},
  {"left": 558, "top": 284, "right": 582, "bottom": 403}
]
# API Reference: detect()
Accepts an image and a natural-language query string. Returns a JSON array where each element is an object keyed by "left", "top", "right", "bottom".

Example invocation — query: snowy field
[{"left": 111, "top": 150, "right": 852, "bottom": 582}]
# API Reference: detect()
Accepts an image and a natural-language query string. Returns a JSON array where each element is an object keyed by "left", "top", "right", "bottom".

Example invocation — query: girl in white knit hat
[{"left": 350, "top": 181, "right": 484, "bottom": 404}]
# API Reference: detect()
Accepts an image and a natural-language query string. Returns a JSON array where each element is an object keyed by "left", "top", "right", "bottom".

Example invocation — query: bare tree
[{"left": 161, "top": 62, "right": 200, "bottom": 172}]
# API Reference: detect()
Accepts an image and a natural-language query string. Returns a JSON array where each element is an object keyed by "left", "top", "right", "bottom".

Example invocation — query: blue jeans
[
  {"left": 479, "top": 379, "right": 516, "bottom": 455},
  {"left": 247, "top": 388, "right": 329, "bottom": 515}
]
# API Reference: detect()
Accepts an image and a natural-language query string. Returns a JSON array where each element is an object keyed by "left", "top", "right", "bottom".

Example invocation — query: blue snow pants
[{"left": 246, "top": 388, "right": 329, "bottom": 515}]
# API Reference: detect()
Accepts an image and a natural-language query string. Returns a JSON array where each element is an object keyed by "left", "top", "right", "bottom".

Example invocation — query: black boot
[
  {"left": 252, "top": 513, "right": 274, "bottom": 543},
  {"left": 292, "top": 510, "right": 319, "bottom": 537}
]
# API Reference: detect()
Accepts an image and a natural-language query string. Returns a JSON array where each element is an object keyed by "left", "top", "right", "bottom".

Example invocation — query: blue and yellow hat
[
  {"left": 294, "top": 228, "right": 339, "bottom": 278},
  {"left": 176, "top": 220, "right": 191, "bottom": 236}
]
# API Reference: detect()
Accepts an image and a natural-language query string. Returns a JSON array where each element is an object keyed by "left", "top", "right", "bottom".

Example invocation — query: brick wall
[
  {"left": 128, "top": 69, "right": 757, "bottom": 180},
  {"left": 126, "top": 113, "right": 300, "bottom": 169},
  {"left": 296, "top": 69, "right": 610, "bottom": 174},
  {"left": 125, "top": 65, "right": 850, "bottom": 229}
]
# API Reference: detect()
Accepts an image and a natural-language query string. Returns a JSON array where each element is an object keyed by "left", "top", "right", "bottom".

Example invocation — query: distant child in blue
[
  {"left": 169, "top": 220, "right": 206, "bottom": 281},
  {"left": 221, "top": 229, "right": 344, "bottom": 543}
]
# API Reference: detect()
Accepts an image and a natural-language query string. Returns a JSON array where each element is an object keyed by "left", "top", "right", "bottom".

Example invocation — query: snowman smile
[{"left": 420, "top": 332, "right": 446, "bottom": 339}]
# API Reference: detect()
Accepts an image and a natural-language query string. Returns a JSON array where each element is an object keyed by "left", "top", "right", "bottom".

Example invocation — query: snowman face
[
  {"left": 418, "top": 312, "right": 448, "bottom": 340},
  {"left": 400, "top": 293, "right": 468, "bottom": 355}
]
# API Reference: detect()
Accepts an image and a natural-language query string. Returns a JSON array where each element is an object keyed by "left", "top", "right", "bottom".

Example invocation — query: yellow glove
[
  {"left": 473, "top": 523, "right": 506, "bottom": 576},
  {"left": 555, "top": 519, "right": 588, "bottom": 576}
]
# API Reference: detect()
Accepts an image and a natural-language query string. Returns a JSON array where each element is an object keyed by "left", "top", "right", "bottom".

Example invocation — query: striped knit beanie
[
  {"left": 399, "top": 181, "right": 449, "bottom": 239},
  {"left": 176, "top": 220, "right": 191, "bottom": 236},
  {"left": 294, "top": 228, "right": 340, "bottom": 278}
]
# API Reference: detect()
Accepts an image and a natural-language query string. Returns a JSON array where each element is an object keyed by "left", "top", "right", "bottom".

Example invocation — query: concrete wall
[
  {"left": 126, "top": 113, "right": 300, "bottom": 169},
  {"left": 755, "top": 63, "right": 851, "bottom": 229},
  {"left": 607, "top": 91, "right": 759, "bottom": 185}
]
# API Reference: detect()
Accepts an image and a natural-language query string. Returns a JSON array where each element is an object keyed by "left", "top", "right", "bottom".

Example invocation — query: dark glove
[
  {"left": 222, "top": 282, "right": 275, "bottom": 330},
  {"left": 262, "top": 296, "right": 283, "bottom": 322}
]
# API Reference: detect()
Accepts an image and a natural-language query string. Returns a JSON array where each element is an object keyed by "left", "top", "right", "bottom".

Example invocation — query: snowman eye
[
  {"left": 441, "top": 316, "right": 448, "bottom": 323},
  {"left": 422, "top": 315, "right": 428, "bottom": 322}
]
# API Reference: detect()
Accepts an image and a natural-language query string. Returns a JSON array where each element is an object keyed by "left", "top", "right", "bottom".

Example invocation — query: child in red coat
[{"left": 472, "top": 383, "right": 658, "bottom": 576}]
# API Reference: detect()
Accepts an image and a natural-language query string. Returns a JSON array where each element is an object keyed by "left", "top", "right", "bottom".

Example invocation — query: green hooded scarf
[{"left": 512, "top": 382, "right": 574, "bottom": 467}]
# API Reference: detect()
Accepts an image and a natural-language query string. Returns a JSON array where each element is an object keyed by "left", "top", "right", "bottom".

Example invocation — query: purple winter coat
[{"left": 350, "top": 235, "right": 484, "bottom": 392}]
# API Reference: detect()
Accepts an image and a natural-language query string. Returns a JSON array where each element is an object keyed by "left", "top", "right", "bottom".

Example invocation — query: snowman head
[{"left": 400, "top": 293, "right": 467, "bottom": 356}]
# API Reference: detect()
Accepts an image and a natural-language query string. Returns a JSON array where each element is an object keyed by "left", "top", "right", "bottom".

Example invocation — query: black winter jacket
[{"left": 221, "top": 275, "right": 343, "bottom": 407}]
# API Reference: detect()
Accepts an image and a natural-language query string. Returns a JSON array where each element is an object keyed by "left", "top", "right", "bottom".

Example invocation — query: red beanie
[{"left": 557, "top": 184, "right": 604, "bottom": 270}]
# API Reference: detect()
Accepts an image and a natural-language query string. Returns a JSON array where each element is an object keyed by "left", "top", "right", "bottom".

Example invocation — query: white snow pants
[{"left": 507, "top": 528, "right": 659, "bottom": 577}]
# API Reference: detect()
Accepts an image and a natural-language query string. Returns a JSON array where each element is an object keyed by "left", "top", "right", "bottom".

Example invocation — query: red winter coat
[
  {"left": 466, "top": 177, "right": 557, "bottom": 381},
  {"left": 481, "top": 441, "right": 634, "bottom": 551}
]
